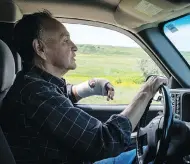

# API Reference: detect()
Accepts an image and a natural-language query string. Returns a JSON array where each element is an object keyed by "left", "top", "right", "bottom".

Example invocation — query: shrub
[{"left": 138, "top": 59, "right": 162, "bottom": 78}]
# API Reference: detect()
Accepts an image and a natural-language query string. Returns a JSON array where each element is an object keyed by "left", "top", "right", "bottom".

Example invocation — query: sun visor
[{"left": 0, "top": 1, "right": 23, "bottom": 23}]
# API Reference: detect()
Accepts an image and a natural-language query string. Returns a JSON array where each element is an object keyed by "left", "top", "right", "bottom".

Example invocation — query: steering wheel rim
[{"left": 136, "top": 85, "right": 173, "bottom": 164}]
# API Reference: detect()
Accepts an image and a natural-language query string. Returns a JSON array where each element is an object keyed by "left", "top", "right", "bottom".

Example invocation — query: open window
[{"left": 64, "top": 23, "right": 165, "bottom": 104}]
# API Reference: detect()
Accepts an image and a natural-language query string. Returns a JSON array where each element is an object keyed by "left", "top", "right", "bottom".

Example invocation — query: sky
[
  {"left": 64, "top": 15, "right": 190, "bottom": 51},
  {"left": 64, "top": 23, "right": 139, "bottom": 48},
  {"left": 164, "top": 15, "right": 190, "bottom": 51}
]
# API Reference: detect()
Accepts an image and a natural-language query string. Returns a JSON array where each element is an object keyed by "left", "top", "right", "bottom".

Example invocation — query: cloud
[{"left": 64, "top": 23, "right": 139, "bottom": 47}]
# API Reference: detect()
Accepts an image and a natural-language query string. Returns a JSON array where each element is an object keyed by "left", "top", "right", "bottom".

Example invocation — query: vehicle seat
[
  {"left": 0, "top": 127, "right": 16, "bottom": 164},
  {"left": 0, "top": 22, "right": 22, "bottom": 74},
  {"left": 0, "top": 39, "right": 16, "bottom": 164},
  {"left": 0, "top": 0, "right": 23, "bottom": 74},
  {"left": 0, "top": 39, "right": 15, "bottom": 107}
]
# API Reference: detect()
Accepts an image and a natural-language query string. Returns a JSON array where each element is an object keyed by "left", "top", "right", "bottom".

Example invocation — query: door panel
[
  {"left": 75, "top": 104, "right": 163, "bottom": 150},
  {"left": 75, "top": 104, "right": 163, "bottom": 124}
]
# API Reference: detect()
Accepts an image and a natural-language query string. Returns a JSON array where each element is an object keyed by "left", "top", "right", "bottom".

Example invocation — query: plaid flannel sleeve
[
  {"left": 66, "top": 84, "right": 78, "bottom": 103},
  {"left": 21, "top": 80, "right": 132, "bottom": 162}
]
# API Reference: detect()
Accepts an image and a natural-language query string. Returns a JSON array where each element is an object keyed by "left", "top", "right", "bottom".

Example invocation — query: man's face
[{"left": 42, "top": 19, "right": 78, "bottom": 72}]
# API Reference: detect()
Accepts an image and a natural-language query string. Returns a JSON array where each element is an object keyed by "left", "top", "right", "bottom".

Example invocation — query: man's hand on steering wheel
[
  {"left": 136, "top": 85, "right": 173, "bottom": 164},
  {"left": 140, "top": 75, "right": 168, "bottom": 99}
]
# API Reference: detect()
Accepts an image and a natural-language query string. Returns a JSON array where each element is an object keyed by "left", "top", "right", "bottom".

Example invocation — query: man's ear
[{"left": 32, "top": 39, "right": 47, "bottom": 60}]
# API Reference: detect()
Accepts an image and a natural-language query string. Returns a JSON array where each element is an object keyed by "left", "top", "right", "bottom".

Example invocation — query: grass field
[
  {"left": 65, "top": 54, "right": 142, "bottom": 104},
  {"left": 64, "top": 45, "right": 190, "bottom": 104}
]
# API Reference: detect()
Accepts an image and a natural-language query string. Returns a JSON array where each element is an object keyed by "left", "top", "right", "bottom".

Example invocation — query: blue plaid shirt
[{"left": 0, "top": 65, "right": 132, "bottom": 164}]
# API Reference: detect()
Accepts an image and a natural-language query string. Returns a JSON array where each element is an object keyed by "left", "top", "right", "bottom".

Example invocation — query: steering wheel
[{"left": 136, "top": 85, "right": 173, "bottom": 164}]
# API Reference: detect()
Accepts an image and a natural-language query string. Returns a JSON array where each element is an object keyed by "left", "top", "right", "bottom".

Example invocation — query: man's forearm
[
  {"left": 120, "top": 91, "right": 151, "bottom": 131},
  {"left": 72, "top": 85, "right": 82, "bottom": 101},
  {"left": 71, "top": 78, "right": 109, "bottom": 101}
]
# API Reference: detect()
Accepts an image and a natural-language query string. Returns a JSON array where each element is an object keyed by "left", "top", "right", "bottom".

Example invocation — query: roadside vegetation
[{"left": 65, "top": 44, "right": 169, "bottom": 104}]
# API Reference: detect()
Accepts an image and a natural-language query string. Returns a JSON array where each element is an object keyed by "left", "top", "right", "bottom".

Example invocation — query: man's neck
[{"left": 35, "top": 62, "right": 67, "bottom": 79}]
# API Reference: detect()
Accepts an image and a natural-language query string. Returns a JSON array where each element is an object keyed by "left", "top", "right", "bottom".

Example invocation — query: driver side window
[{"left": 64, "top": 23, "right": 164, "bottom": 104}]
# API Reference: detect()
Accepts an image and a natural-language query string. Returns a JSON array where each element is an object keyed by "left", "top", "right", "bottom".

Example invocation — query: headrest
[
  {"left": 0, "top": 40, "right": 15, "bottom": 92},
  {"left": 0, "top": 0, "right": 23, "bottom": 23}
]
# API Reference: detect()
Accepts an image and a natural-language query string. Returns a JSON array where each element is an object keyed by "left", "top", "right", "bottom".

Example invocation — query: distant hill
[
  {"left": 181, "top": 51, "right": 190, "bottom": 63},
  {"left": 77, "top": 44, "right": 148, "bottom": 57},
  {"left": 77, "top": 44, "right": 190, "bottom": 64}
]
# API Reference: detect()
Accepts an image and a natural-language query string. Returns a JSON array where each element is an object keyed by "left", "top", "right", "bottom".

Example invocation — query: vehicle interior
[{"left": 1, "top": 0, "right": 190, "bottom": 163}]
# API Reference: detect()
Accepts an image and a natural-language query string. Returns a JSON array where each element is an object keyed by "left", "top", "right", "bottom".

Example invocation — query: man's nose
[{"left": 71, "top": 41, "right": 78, "bottom": 52}]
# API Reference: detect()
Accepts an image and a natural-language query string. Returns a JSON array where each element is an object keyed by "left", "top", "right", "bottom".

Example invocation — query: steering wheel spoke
[
  {"left": 136, "top": 85, "right": 173, "bottom": 164},
  {"left": 138, "top": 127, "right": 148, "bottom": 137},
  {"left": 137, "top": 145, "right": 156, "bottom": 164}
]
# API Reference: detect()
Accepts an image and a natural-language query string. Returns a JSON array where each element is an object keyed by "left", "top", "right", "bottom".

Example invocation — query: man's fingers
[
  {"left": 106, "top": 83, "right": 114, "bottom": 91},
  {"left": 107, "top": 90, "right": 114, "bottom": 101},
  {"left": 107, "top": 90, "right": 110, "bottom": 101},
  {"left": 151, "top": 77, "right": 168, "bottom": 98},
  {"left": 155, "top": 77, "right": 168, "bottom": 89},
  {"left": 110, "top": 90, "right": 114, "bottom": 100},
  {"left": 105, "top": 82, "right": 115, "bottom": 101},
  {"left": 142, "top": 76, "right": 168, "bottom": 98},
  {"left": 147, "top": 76, "right": 167, "bottom": 85}
]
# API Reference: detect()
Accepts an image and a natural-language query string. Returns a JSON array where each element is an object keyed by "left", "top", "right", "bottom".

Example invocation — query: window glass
[
  {"left": 64, "top": 23, "right": 164, "bottom": 104},
  {"left": 164, "top": 15, "right": 190, "bottom": 64}
]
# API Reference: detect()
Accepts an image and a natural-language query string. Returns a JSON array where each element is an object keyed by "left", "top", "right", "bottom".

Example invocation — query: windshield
[{"left": 164, "top": 15, "right": 190, "bottom": 64}]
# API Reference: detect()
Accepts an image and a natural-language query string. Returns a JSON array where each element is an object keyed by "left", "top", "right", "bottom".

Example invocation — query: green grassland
[
  {"left": 181, "top": 51, "right": 190, "bottom": 64},
  {"left": 64, "top": 44, "right": 190, "bottom": 104}
]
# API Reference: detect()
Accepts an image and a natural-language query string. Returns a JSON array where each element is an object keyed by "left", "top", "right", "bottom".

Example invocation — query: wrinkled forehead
[{"left": 42, "top": 19, "right": 69, "bottom": 41}]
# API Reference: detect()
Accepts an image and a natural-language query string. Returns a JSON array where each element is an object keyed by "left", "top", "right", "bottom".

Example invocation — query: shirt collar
[{"left": 23, "top": 63, "right": 67, "bottom": 89}]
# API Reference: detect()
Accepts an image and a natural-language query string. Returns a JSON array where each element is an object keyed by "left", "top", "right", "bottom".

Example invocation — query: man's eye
[
  {"left": 62, "top": 36, "right": 70, "bottom": 43},
  {"left": 64, "top": 39, "right": 69, "bottom": 43},
  {"left": 62, "top": 40, "right": 67, "bottom": 44}
]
